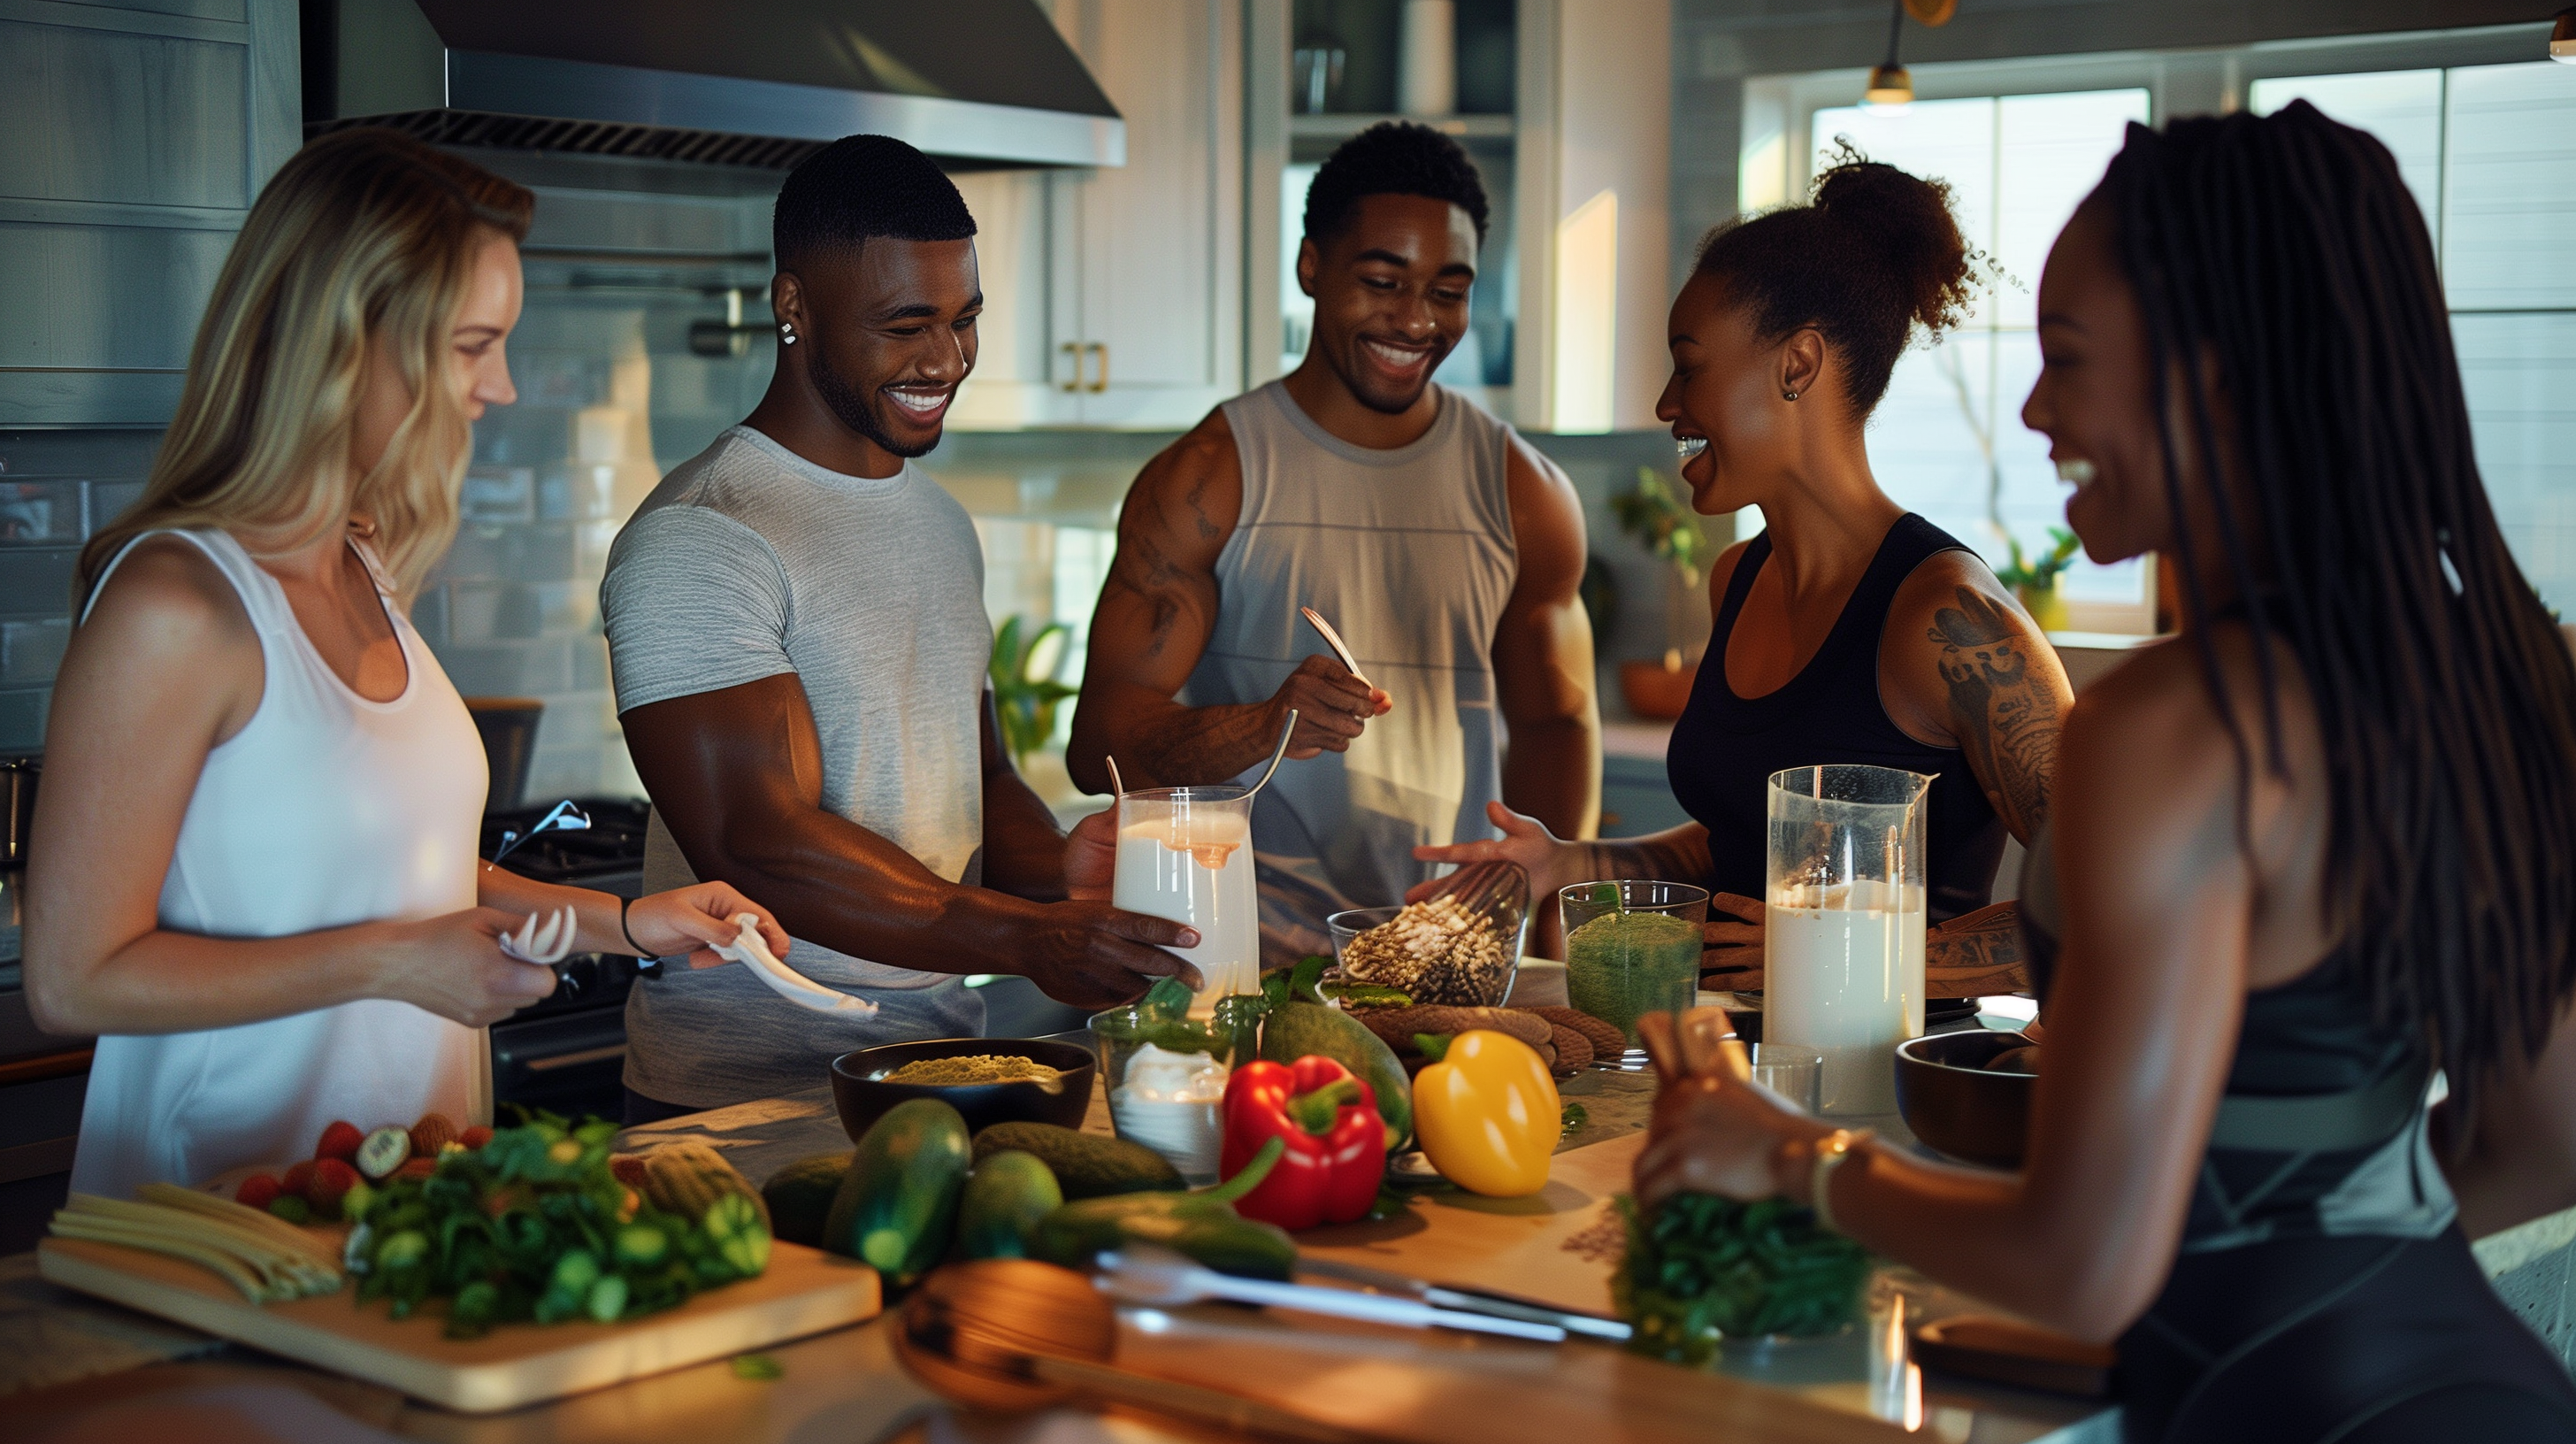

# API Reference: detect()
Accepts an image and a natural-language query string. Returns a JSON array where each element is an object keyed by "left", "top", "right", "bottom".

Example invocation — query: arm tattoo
[
  {"left": 1929, "top": 588, "right": 2062, "bottom": 840},
  {"left": 1926, "top": 900, "right": 2029, "bottom": 997}
]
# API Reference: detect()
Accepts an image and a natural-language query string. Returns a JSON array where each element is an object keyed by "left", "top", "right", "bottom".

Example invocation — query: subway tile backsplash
[{"left": 0, "top": 431, "right": 160, "bottom": 755}]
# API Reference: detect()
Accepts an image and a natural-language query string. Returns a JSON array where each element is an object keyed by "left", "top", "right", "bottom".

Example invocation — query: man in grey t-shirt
[{"left": 601, "top": 136, "right": 1198, "bottom": 1118}]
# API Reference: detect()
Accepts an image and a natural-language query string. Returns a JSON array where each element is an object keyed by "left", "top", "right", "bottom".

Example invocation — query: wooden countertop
[{"left": 4, "top": 1063, "right": 2114, "bottom": 1444}]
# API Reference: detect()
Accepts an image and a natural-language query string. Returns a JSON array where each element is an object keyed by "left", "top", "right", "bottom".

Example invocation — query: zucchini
[
  {"left": 822, "top": 1098, "right": 971, "bottom": 1284},
  {"left": 952, "top": 1150, "right": 1063, "bottom": 1261}
]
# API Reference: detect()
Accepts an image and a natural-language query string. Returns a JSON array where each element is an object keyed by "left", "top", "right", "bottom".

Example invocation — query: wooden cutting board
[
  {"left": 1297, "top": 1132, "right": 1647, "bottom": 1317},
  {"left": 36, "top": 1233, "right": 880, "bottom": 1412}
]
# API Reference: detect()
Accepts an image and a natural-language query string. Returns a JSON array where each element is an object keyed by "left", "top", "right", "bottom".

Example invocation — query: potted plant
[
  {"left": 1607, "top": 467, "right": 1709, "bottom": 720},
  {"left": 1997, "top": 528, "right": 2081, "bottom": 634},
  {"left": 989, "top": 616, "right": 1078, "bottom": 768}
]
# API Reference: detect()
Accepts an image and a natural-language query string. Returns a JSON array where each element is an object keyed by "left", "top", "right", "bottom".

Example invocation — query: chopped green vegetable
[
  {"left": 1614, "top": 1192, "right": 1871, "bottom": 1364},
  {"left": 346, "top": 1110, "right": 769, "bottom": 1339},
  {"left": 731, "top": 1352, "right": 785, "bottom": 1381},
  {"left": 1561, "top": 1102, "right": 1590, "bottom": 1133}
]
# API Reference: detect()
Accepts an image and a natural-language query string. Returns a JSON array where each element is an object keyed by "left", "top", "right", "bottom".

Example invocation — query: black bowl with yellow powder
[{"left": 831, "top": 1036, "right": 1096, "bottom": 1141}]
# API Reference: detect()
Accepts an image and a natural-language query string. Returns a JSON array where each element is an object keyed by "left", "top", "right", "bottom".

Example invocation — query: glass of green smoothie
[{"left": 1560, "top": 879, "right": 1710, "bottom": 1066}]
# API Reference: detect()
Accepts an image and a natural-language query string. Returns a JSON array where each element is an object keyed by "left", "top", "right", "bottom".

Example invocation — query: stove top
[{"left": 479, "top": 797, "right": 651, "bottom": 890}]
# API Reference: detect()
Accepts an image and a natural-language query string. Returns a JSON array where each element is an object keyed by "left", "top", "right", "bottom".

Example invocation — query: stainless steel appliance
[{"left": 481, "top": 797, "right": 653, "bottom": 1120}]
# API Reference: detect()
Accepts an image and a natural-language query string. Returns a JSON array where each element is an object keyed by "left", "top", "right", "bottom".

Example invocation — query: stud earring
[
  {"left": 1782, "top": 388, "right": 1798, "bottom": 402},
  {"left": 780, "top": 324, "right": 798, "bottom": 346}
]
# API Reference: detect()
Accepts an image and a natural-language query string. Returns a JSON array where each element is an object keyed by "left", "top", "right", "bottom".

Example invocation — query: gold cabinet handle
[
  {"left": 1059, "top": 341, "right": 1084, "bottom": 392},
  {"left": 1086, "top": 342, "right": 1109, "bottom": 394}
]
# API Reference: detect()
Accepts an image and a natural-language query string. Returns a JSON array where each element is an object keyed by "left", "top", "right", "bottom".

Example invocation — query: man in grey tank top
[
  {"left": 1070, "top": 124, "right": 1599, "bottom": 965},
  {"left": 603, "top": 139, "right": 1200, "bottom": 1118}
]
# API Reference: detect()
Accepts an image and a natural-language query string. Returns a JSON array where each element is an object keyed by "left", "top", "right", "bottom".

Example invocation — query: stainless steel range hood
[{"left": 302, "top": 0, "right": 1124, "bottom": 171}]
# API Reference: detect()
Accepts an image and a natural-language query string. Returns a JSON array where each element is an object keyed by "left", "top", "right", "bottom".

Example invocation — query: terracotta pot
[{"left": 1619, "top": 657, "right": 1699, "bottom": 720}]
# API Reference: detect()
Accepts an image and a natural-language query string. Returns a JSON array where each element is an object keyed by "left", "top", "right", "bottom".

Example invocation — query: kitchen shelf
[{"left": 1288, "top": 111, "right": 1514, "bottom": 142}]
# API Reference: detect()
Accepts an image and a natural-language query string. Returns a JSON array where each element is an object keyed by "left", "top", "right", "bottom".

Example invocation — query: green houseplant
[
  {"left": 989, "top": 616, "right": 1077, "bottom": 768},
  {"left": 1997, "top": 528, "right": 2081, "bottom": 634},
  {"left": 1608, "top": 467, "right": 1711, "bottom": 719}
]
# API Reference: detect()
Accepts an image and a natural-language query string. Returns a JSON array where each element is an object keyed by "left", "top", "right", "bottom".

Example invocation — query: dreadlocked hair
[{"left": 2101, "top": 100, "right": 2576, "bottom": 1145}]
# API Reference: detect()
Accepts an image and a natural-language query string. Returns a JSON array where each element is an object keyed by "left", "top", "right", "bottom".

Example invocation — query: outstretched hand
[{"left": 1409, "top": 801, "right": 1576, "bottom": 902}]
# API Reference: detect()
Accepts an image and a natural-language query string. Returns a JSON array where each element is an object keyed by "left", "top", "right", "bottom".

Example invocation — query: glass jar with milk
[
  {"left": 1110, "top": 785, "right": 1263, "bottom": 1014},
  {"left": 1765, "top": 764, "right": 1931, "bottom": 1116}
]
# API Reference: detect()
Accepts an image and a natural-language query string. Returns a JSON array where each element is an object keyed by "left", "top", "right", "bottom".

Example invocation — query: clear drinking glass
[
  {"left": 1748, "top": 1041, "right": 1824, "bottom": 1114},
  {"left": 1765, "top": 764, "right": 1931, "bottom": 1116},
  {"left": 1111, "top": 786, "right": 1262, "bottom": 1015},
  {"left": 1559, "top": 879, "right": 1710, "bottom": 1065}
]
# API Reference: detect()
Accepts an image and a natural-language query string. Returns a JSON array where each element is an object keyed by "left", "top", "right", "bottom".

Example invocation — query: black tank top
[{"left": 1665, "top": 514, "right": 2005, "bottom": 922}]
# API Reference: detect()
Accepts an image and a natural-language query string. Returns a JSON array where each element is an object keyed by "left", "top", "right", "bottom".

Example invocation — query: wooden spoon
[{"left": 893, "top": 1260, "right": 1368, "bottom": 1441}]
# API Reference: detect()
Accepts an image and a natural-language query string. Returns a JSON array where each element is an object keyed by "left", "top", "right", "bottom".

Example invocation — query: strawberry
[
  {"left": 315, "top": 1119, "right": 365, "bottom": 1164},
  {"left": 234, "top": 1173, "right": 283, "bottom": 1211},
  {"left": 282, "top": 1158, "right": 318, "bottom": 1204},
  {"left": 459, "top": 1125, "right": 494, "bottom": 1150},
  {"left": 395, "top": 1156, "right": 437, "bottom": 1180},
  {"left": 306, "top": 1156, "right": 362, "bottom": 1217}
]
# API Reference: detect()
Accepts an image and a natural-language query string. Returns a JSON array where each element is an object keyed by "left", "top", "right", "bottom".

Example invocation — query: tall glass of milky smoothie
[
  {"left": 1764, "top": 764, "right": 1931, "bottom": 1117},
  {"left": 1110, "top": 786, "right": 1262, "bottom": 1016}
]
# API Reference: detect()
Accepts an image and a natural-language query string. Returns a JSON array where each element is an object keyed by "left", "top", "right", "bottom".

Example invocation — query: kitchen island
[{"left": 3, "top": 1045, "right": 2118, "bottom": 1444}]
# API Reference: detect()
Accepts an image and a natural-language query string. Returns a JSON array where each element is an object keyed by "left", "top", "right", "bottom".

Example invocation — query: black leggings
[{"left": 2120, "top": 1229, "right": 2576, "bottom": 1443}]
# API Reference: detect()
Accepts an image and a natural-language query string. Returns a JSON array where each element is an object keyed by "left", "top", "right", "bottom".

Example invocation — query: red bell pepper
[{"left": 1219, "top": 1056, "right": 1386, "bottom": 1231}]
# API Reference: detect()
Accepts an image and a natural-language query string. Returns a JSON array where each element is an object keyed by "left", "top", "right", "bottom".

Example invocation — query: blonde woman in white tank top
[{"left": 22, "top": 130, "right": 785, "bottom": 1202}]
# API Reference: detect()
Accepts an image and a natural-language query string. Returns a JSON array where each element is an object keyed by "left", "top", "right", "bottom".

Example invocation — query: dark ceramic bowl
[
  {"left": 829, "top": 1037, "right": 1095, "bottom": 1142},
  {"left": 1893, "top": 1030, "right": 2036, "bottom": 1169}
]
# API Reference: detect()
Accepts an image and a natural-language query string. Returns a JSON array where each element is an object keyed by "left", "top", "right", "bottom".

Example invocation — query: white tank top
[{"left": 68, "top": 529, "right": 490, "bottom": 1201}]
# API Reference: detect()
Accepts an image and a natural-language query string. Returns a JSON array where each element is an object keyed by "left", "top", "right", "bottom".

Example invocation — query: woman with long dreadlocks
[{"left": 1634, "top": 102, "right": 2576, "bottom": 1442}]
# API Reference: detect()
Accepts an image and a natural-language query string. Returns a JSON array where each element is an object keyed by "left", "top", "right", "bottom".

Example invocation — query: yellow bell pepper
[{"left": 1412, "top": 1030, "right": 1560, "bottom": 1197}]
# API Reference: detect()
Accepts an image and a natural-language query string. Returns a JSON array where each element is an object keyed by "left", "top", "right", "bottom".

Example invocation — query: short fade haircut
[
  {"left": 772, "top": 134, "right": 976, "bottom": 271},
  {"left": 1303, "top": 121, "right": 1490, "bottom": 248}
]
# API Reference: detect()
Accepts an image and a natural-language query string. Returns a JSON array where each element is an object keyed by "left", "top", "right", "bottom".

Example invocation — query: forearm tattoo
[
  {"left": 1927, "top": 901, "right": 2030, "bottom": 996},
  {"left": 1928, "top": 588, "right": 2062, "bottom": 840}
]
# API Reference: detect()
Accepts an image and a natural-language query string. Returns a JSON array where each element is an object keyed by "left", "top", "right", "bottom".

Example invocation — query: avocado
[
  {"left": 761, "top": 1152, "right": 852, "bottom": 1248},
  {"left": 971, "top": 1122, "right": 1184, "bottom": 1199},
  {"left": 1261, "top": 1000, "right": 1413, "bottom": 1151},
  {"left": 952, "top": 1149, "right": 1064, "bottom": 1260}
]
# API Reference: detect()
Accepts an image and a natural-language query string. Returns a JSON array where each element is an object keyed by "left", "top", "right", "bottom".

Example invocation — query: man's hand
[
  {"left": 1272, "top": 654, "right": 1390, "bottom": 759},
  {"left": 1700, "top": 892, "right": 1764, "bottom": 992},
  {"left": 1065, "top": 807, "right": 1117, "bottom": 902},
  {"left": 1014, "top": 900, "right": 1205, "bottom": 1010}
]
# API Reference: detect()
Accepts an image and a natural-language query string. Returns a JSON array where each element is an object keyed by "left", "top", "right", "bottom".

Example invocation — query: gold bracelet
[{"left": 1808, "top": 1127, "right": 1874, "bottom": 1235}]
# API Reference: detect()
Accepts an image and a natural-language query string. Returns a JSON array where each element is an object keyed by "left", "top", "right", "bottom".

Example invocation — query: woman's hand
[
  {"left": 380, "top": 907, "right": 563, "bottom": 1026},
  {"left": 1633, "top": 1067, "right": 1824, "bottom": 1209},
  {"left": 1410, "top": 801, "right": 1583, "bottom": 902},
  {"left": 625, "top": 884, "right": 790, "bottom": 971},
  {"left": 1065, "top": 807, "right": 1117, "bottom": 902},
  {"left": 1700, "top": 892, "right": 1765, "bottom": 992}
]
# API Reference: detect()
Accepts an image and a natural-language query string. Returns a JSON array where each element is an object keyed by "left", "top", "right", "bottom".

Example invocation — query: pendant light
[{"left": 1864, "top": 0, "right": 1959, "bottom": 114}]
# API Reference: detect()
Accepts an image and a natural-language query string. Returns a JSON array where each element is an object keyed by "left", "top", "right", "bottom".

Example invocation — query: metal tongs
[
  {"left": 1292, "top": 1256, "right": 1633, "bottom": 1342},
  {"left": 1097, "top": 1247, "right": 1588, "bottom": 1342}
]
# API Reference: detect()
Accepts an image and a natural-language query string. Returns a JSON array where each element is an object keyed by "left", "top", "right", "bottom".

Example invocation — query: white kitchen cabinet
[{"left": 950, "top": 0, "right": 1244, "bottom": 431}]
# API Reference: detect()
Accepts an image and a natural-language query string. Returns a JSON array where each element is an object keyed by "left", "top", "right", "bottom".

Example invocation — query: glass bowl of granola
[{"left": 1326, "top": 862, "right": 1530, "bottom": 1006}]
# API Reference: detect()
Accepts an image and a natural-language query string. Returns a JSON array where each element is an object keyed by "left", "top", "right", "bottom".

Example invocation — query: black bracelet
[{"left": 619, "top": 895, "right": 650, "bottom": 958}]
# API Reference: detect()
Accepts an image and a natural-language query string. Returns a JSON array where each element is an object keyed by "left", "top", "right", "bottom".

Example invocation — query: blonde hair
[{"left": 80, "top": 128, "right": 534, "bottom": 603}]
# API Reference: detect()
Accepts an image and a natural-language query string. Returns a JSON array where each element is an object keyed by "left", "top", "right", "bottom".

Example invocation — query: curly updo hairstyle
[{"left": 1694, "top": 145, "right": 1980, "bottom": 415}]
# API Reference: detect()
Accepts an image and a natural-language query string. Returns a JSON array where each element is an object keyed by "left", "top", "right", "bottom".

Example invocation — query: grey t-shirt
[{"left": 601, "top": 426, "right": 990, "bottom": 1108}]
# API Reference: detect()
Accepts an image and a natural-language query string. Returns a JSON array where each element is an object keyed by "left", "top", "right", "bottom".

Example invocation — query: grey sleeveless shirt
[{"left": 1188, "top": 380, "right": 1518, "bottom": 965}]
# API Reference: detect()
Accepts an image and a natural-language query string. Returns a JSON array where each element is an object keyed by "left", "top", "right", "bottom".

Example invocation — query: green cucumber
[
  {"left": 951, "top": 1149, "right": 1063, "bottom": 1261},
  {"left": 822, "top": 1098, "right": 971, "bottom": 1283},
  {"left": 762, "top": 1152, "right": 851, "bottom": 1248},
  {"left": 970, "top": 1122, "right": 1184, "bottom": 1199}
]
